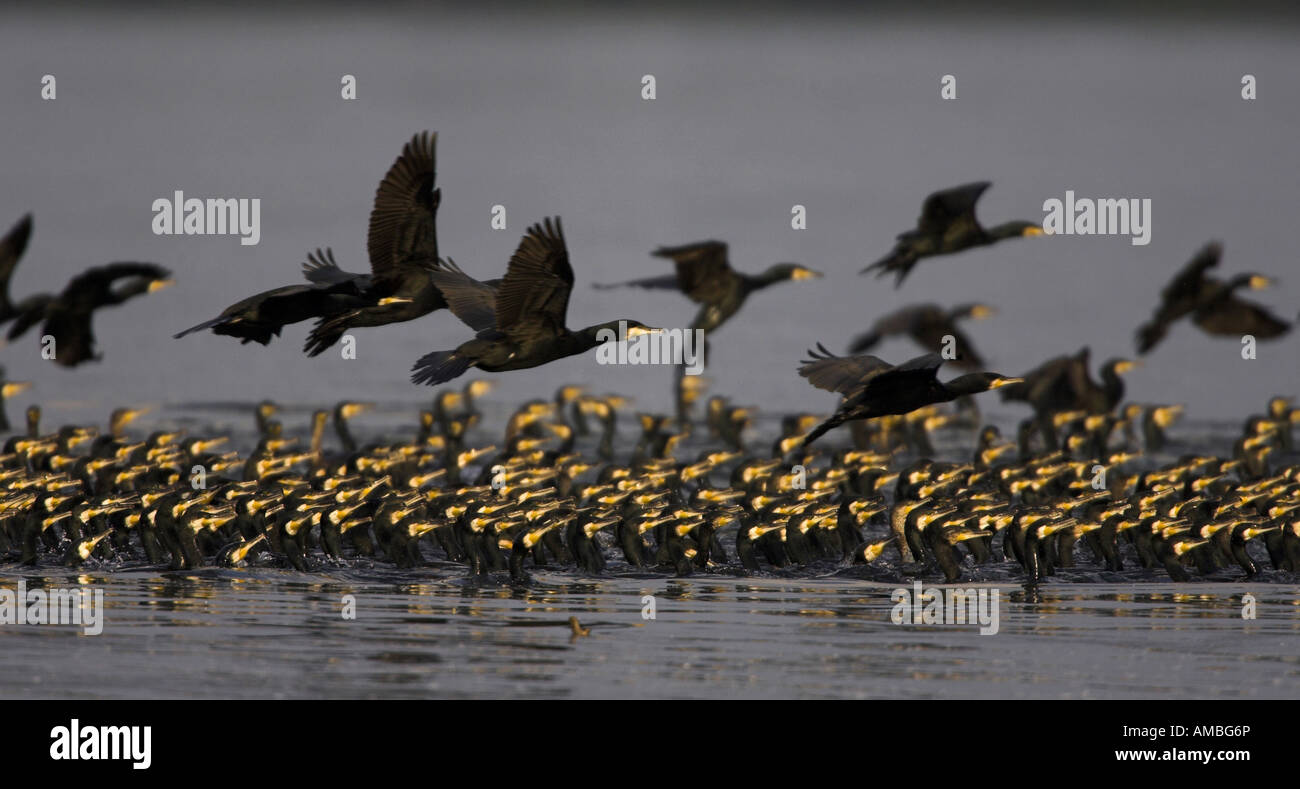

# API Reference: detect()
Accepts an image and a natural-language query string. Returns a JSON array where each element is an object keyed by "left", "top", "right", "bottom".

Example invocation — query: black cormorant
[
  {"left": 796, "top": 347, "right": 1021, "bottom": 447},
  {"left": 174, "top": 276, "right": 368, "bottom": 345},
  {"left": 860, "top": 182, "right": 1042, "bottom": 287},
  {"left": 8, "top": 263, "right": 173, "bottom": 366},
  {"left": 594, "top": 240, "right": 821, "bottom": 335},
  {"left": 1135, "top": 241, "right": 1286, "bottom": 353},
  {"left": 411, "top": 218, "right": 659, "bottom": 386},
  {"left": 303, "top": 132, "right": 504, "bottom": 355}
]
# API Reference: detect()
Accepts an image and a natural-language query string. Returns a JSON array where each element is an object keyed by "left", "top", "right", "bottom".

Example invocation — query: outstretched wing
[
  {"left": 917, "top": 181, "right": 991, "bottom": 238},
  {"left": 652, "top": 241, "right": 732, "bottom": 304},
  {"left": 0, "top": 214, "right": 33, "bottom": 314},
  {"left": 494, "top": 218, "right": 574, "bottom": 338},
  {"left": 798, "top": 343, "right": 895, "bottom": 399},
  {"left": 367, "top": 131, "right": 440, "bottom": 284},
  {"left": 302, "top": 248, "right": 365, "bottom": 287},
  {"left": 60, "top": 263, "right": 168, "bottom": 303},
  {"left": 1194, "top": 296, "right": 1291, "bottom": 338},
  {"left": 1160, "top": 241, "right": 1221, "bottom": 307},
  {"left": 429, "top": 258, "right": 499, "bottom": 333},
  {"left": 6, "top": 295, "right": 53, "bottom": 341}
]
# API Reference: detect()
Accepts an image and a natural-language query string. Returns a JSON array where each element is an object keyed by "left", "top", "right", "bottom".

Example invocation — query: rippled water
[{"left": 6, "top": 568, "right": 1298, "bottom": 700}]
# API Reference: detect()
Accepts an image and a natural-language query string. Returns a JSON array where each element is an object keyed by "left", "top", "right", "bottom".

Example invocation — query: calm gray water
[
  {"left": 5, "top": 569, "right": 1299, "bottom": 700},
  {"left": 1, "top": 6, "right": 1298, "bottom": 699}
]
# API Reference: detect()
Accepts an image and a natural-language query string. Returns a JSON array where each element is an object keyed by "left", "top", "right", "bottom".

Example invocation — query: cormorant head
[
  {"left": 1246, "top": 273, "right": 1273, "bottom": 291},
  {"left": 587, "top": 319, "right": 663, "bottom": 343},
  {"left": 952, "top": 303, "right": 998, "bottom": 321},
  {"left": 110, "top": 265, "right": 175, "bottom": 301},
  {"left": 465, "top": 379, "right": 495, "bottom": 400},
  {"left": 110, "top": 407, "right": 148, "bottom": 435},
  {"left": 436, "top": 390, "right": 463, "bottom": 411},
  {"left": 555, "top": 385, "right": 584, "bottom": 404},
  {"left": 1106, "top": 358, "right": 1141, "bottom": 376},
  {"left": 763, "top": 263, "right": 823, "bottom": 283},
  {"left": 146, "top": 276, "right": 175, "bottom": 294},
  {"left": 988, "top": 221, "right": 1044, "bottom": 239},
  {"left": 335, "top": 401, "right": 371, "bottom": 421}
]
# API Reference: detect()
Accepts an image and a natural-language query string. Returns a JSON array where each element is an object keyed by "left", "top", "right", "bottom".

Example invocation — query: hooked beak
[
  {"left": 1114, "top": 360, "right": 1142, "bottom": 375},
  {"left": 625, "top": 325, "right": 663, "bottom": 339},
  {"left": 990, "top": 376, "right": 1024, "bottom": 389},
  {"left": 1022, "top": 226, "right": 1044, "bottom": 237},
  {"left": 791, "top": 267, "right": 823, "bottom": 281},
  {"left": 148, "top": 278, "right": 176, "bottom": 294}
]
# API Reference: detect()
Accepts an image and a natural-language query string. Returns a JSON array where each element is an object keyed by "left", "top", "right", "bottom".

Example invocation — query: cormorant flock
[{"left": 2, "top": 131, "right": 1297, "bottom": 586}]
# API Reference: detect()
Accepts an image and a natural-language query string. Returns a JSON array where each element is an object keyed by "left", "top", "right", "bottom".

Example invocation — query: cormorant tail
[
  {"left": 860, "top": 251, "right": 916, "bottom": 289},
  {"left": 800, "top": 413, "right": 847, "bottom": 448},
  {"left": 174, "top": 316, "right": 228, "bottom": 339}
]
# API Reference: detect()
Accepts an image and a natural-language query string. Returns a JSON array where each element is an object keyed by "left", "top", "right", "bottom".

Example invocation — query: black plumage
[
  {"left": 861, "top": 181, "right": 1042, "bottom": 288},
  {"left": 797, "top": 347, "right": 1021, "bottom": 447},
  {"left": 411, "top": 218, "right": 658, "bottom": 386}
]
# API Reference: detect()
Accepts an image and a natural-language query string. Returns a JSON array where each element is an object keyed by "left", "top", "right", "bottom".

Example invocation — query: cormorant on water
[
  {"left": 796, "top": 346, "right": 1021, "bottom": 447},
  {"left": 0, "top": 368, "right": 31, "bottom": 433},
  {"left": 411, "top": 218, "right": 660, "bottom": 386},
  {"left": 860, "top": 182, "right": 1042, "bottom": 288},
  {"left": 999, "top": 347, "right": 1137, "bottom": 448},
  {"left": 1001, "top": 347, "right": 1138, "bottom": 414},
  {"left": 848, "top": 302, "right": 997, "bottom": 369}
]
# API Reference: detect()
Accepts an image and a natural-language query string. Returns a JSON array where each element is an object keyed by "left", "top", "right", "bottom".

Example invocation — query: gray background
[{"left": 2, "top": 3, "right": 1296, "bottom": 429}]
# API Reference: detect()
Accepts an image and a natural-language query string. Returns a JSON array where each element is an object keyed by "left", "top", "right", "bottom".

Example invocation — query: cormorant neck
[
  {"left": 746, "top": 268, "right": 789, "bottom": 291},
  {"left": 335, "top": 415, "right": 356, "bottom": 453},
  {"left": 1101, "top": 364, "right": 1125, "bottom": 406},
  {"left": 945, "top": 374, "right": 994, "bottom": 398},
  {"left": 987, "top": 221, "right": 1035, "bottom": 240},
  {"left": 310, "top": 415, "right": 327, "bottom": 455},
  {"left": 575, "top": 322, "right": 618, "bottom": 352}
]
